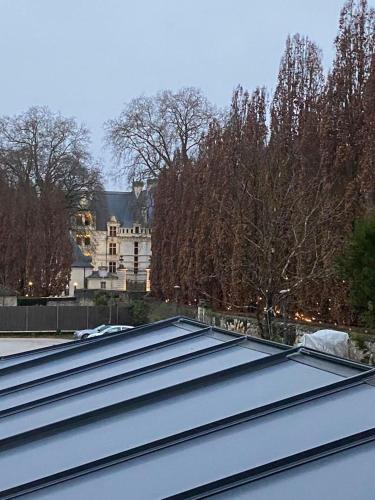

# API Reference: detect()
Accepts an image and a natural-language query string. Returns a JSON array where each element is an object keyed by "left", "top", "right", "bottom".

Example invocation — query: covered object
[{"left": 0, "top": 316, "right": 374, "bottom": 499}]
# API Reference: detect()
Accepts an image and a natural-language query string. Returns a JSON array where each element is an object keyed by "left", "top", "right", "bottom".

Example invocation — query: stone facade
[
  {"left": 70, "top": 182, "right": 153, "bottom": 294},
  {"left": 88, "top": 215, "right": 151, "bottom": 289}
]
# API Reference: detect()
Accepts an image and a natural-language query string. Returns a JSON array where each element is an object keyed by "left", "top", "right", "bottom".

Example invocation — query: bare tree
[
  {"left": 235, "top": 156, "right": 347, "bottom": 338},
  {"left": 0, "top": 106, "right": 102, "bottom": 212},
  {"left": 106, "top": 87, "right": 215, "bottom": 180}
]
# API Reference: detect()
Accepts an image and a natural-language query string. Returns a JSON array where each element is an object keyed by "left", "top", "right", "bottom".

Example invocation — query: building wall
[
  {"left": 87, "top": 278, "right": 121, "bottom": 291},
  {"left": 91, "top": 226, "right": 151, "bottom": 285},
  {"left": 0, "top": 296, "right": 17, "bottom": 306},
  {"left": 68, "top": 267, "right": 92, "bottom": 296}
]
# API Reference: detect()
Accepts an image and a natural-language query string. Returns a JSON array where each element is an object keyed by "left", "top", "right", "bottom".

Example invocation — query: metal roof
[{"left": 0, "top": 316, "right": 374, "bottom": 499}]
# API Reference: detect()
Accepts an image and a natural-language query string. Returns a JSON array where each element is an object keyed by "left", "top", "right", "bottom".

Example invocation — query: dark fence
[{"left": 0, "top": 305, "right": 132, "bottom": 332}]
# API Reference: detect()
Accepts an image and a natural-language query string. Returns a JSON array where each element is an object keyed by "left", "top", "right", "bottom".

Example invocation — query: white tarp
[{"left": 298, "top": 329, "right": 349, "bottom": 358}]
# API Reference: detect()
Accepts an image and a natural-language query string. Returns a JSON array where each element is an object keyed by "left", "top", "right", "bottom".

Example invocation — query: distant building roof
[
  {"left": 71, "top": 242, "right": 93, "bottom": 269},
  {"left": 91, "top": 190, "right": 150, "bottom": 230},
  {"left": 0, "top": 286, "right": 18, "bottom": 297},
  {"left": 87, "top": 271, "right": 118, "bottom": 279},
  {"left": 0, "top": 316, "right": 374, "bottom": 498}
]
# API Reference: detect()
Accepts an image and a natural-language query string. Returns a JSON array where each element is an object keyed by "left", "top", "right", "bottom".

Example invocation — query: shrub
[
  {"left": 337, "top": 216, "right": 375, "bottom": 328},
  {"left": 128, "top": 300, "right": 150, "bottom": 326},
  {"left": 93, "top": 291, "right": 109, "bottom": 306}
]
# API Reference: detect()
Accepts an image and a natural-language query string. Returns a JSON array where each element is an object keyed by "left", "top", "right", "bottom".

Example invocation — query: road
[{"left": 0, "top": 337, "right": 71, "bottom": 356}]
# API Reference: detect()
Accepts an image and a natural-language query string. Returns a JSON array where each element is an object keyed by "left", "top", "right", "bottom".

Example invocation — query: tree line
[{"left": 141, "top": 0, "right": 375, "bottom": 331}]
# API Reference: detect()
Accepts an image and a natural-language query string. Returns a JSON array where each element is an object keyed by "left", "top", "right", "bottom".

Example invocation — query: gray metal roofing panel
[
  {"left": 0, "top": 341, "right": 80, "bottom": 369},
  {"left": 208, "top": 330, "right": 290, "bottom": 355},
  {"left": 287, "top": 350, "right": 365, "bottom": 377},
  {"left": 0, "top": 318, "right": 201, "bottom": 357},
  {"left": 213, "top": 440, "right": 375, "bottom": 500},
  {"left": 0, "top": 316, "right": 373, "bottom": 499},
  {"left": 0, "top": 344, "right": 265, "bottom": 442},
  {"left": 0, "top": 358, "right": 349, "bottom": 494},
  {"left": 13, "top": 384, "right": 375, "bottom": 499},
  {"left": 0, "top": 319, "right": 212, "bottom": 371},
  {"left": 0, "top": 334, "right": 228, "bottom": 414},
  {"left": 0, "top": 323, "right": 208, "bottom": 391},
  {"left": 0, "top": 326, "right": 216, "bottom": 391}
]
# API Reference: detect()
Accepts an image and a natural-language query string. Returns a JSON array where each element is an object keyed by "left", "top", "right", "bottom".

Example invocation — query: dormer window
[
  {"left": 135, "top": 226, "right": 140, "bottom": 234},
  {"left": 84, "top": 236, "right": 91, "bottom": 246},
  {"left": 109, "top": 226, "right": 117, "bottom": 237}
]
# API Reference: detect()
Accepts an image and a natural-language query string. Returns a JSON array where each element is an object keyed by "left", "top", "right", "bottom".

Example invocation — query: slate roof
[
  {"left": 87, "top": 271, "right": 118, "bottom": 279},
  {"left": 91, "top": 190, "right": 150, "bottom": 230},
  {"left": 71, "top": 242, "right": 93, "bottom": 269},
  {"left": 0, "top": 316, "right": 374, "bottom": 499}
]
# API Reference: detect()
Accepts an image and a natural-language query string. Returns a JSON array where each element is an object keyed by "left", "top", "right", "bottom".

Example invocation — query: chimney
[
  {"left": 146, "top": 178, "right": 157, "bottom": 192},
  {"left": 98, "top": 266, "right": 108, "bottom": 278},
  {"left": 132, "top": 181, "right": 144, "bottom": 198}
]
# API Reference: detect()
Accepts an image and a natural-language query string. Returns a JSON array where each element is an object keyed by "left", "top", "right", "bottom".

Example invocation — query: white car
[
  {"left": 86, "top": 324, "right": 134, "bottom": 339},
  {"left": 74, "top": 324, "right": 109, "bottom": 340}
]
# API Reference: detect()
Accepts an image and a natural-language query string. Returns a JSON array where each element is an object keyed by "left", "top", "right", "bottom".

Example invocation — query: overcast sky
[{"left": 1, "top": 0, "right": 373, "bottom": 186}]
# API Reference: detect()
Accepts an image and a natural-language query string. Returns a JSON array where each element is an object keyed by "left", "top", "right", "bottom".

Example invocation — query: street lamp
[{"left": 28, "top": 281, "right": 33, "bottom": 297}]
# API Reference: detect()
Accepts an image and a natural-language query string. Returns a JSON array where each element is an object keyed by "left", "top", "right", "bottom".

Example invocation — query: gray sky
[{"left": 1, "top": 0, "right": 373, "bottom": 186}]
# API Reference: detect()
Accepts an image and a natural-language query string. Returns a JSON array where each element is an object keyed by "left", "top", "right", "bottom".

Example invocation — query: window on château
[
  {"left": 100, "top": 281, "right": 106, "bottom": 289},
  {"left": 109, "top": 226, "right": 117, "bottom": 237},
  {"left": 109, "top": 261, "right": 116, "bottom": 273},
  {"left": 134, "top": 241, "right": 139, "bottom": 274},
  {"left": 135, "top": 226, "right": 139, "bottom": 234},
  {"left": 109, "top": 243, "right": 117, "bottom": 255}
]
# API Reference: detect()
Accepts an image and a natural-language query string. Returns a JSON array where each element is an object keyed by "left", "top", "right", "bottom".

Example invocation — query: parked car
[
  {"left": 74, "top": 324, "right": 109, "bottom": 340},
  {"left": 86, "top": 324, "right": 134, "bottom": 339}
]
